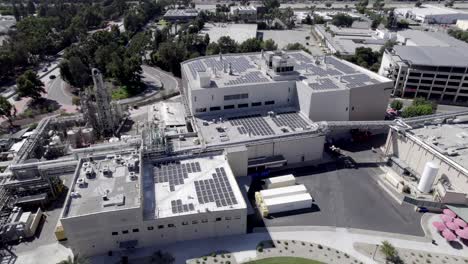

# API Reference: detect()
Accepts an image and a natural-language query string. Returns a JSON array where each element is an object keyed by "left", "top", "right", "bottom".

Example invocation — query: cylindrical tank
[
  {"left": 417, "top": 161, "right": 439, "bottom": 193},
  {"left": 81, "top": 128, "right": 94, "bottom": 145},
  {"left": 67, "top": 130, "right": 77, "bottom": 148}
]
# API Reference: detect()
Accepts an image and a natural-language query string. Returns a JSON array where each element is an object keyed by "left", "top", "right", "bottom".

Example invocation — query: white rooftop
[
  {"left": 182, "top": 51, "right": 387, "bottom": 91},
  {"left": 150, "top": 154, "right": 246, "bottom": 219},
  {"left": 411, "top": 123, "right": 468, "bottom": 170},
  {"left": 397, "top": 4, "right": 468, "bottom": 16},
  {"left": 63, "top": 151, "right": 141, "bottom": 218},
  {"left": 195, "top": 107, "right": 325, "bottom": 146}
]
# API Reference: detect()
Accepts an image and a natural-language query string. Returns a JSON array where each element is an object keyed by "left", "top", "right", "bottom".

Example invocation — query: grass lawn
[{"left": 246, "top": 257, "right": 325, "bottom": 264}]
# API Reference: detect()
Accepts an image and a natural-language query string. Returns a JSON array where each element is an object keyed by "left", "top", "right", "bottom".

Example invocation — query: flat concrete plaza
[{"left": 248, "top": 139, "right": 424, "bottom": 236}]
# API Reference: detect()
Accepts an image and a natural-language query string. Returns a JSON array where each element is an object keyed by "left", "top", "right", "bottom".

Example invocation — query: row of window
[
  {"left": 110, "top": 216, "right": 240, "bottom": 236},
  {"left": 195, "top": 101, "right": 276, "bottom": 113},
  {"left": 224, "top": 93, "right": 249, "bottom": 101}
]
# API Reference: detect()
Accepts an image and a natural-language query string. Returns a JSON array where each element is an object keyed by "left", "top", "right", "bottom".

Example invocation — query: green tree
[
  {"left": 27, "top": 0, "right": 36, "bottom": 15},
  {"left": 262, "top": 0, "right": 280, "bottom": 12},
  {"left": 415, "top": 0, "right": 422, "bottom": 7},
  {"left": 373, "top": 0, "right": 385, "bottom": 10},
  {"left": 331, "top": 13, "right": 354, "bottom": 27},
  {"left": 217, "top": 36, "right": 238, "bottom": 54},
  {"left": 150, "top": 250, "right": 175, "bottom": 264},
  {"left": 206, "top": 42, "right": 220, "bottom": 55},
  {"left": 60, "top": 57, "right": 91, "bottom": 88},
  {"left": 0, "top": 96, "right": 16, "bottom": 128},
  {"left": 325, "top": 2, "right": 332, "bottom": 8},
  {"left": 204, "top": 33, "right": 210, "bottom": 45},
  {"left": 390, "top": 100, "right": 403, "bottom": 111},
  {"left": 285, "top": 43, "right": 309, "bottom": 53},
  {"left": 16, "top": 70, "right": 45, "bottom": 101},
  {"left": 13, "top": 5, "right": 21, "bottom": 21},
  {"left": 380, "top": 241, "right": 398, "bottom": 263},
  {"left": 57, "top": 255, "right": 88, "bottom": 264},
  {"left": 239, "top": 38, "right": 263, "bottom": 53},
  {"left": 262, "top": 39, "right": 278, "bottom": 51}
]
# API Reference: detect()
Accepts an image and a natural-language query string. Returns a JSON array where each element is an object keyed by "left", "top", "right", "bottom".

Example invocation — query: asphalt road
[
  {"left": 251, "top": 163, "right": 424, "bottom": 236},
  {"left": 142, "top": 65, "right": 179, "bottom": 94}
]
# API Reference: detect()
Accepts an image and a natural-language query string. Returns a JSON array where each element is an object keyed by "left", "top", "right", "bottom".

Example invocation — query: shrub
[
  {"left": 257, "top": 246, "right": 263, "bottom": 252},
  {"left": 202, "top": 256, "right": 208, "bottom": 261},
  {"left": 318, "top": 245, "right": 323, "bottom": 249}
]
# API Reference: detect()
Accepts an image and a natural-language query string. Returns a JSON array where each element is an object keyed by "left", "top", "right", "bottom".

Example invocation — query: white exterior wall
[
  {"left": 349, "top": 82, "right": 393, "bottom": 121},
  {"left": 384, "top": 130, "right": 468, "bottom": 204},
  {"left": 190, "top": 81, "right": 295, "bottom": 116},
  {"left": 247, "top": 135, "right": 325, "bottom": 164},
  {"left": 308, "top": 89, "right": 350, "bottom": 121},
  {"left": 62, "top": 207, "right": 246, "bottom": 257}
]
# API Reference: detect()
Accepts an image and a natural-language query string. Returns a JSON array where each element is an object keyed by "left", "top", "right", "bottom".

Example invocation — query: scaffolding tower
[{"left": 82, "top": 69, "right": 122, "bottom": 137}]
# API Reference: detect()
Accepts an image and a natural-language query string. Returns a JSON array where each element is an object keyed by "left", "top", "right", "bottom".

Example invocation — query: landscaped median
[{"left": 245, "top": 257, "right": 324, "bottom": 264}]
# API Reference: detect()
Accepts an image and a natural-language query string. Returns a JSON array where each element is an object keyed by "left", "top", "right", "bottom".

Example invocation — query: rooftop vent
[{"left": 77, "top": 178, "right": 87, "bottom": 188}]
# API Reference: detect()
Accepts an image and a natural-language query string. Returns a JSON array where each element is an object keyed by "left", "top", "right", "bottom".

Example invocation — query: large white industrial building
[
  {"left": 60, "top": 151, "right": 247, "bottom": 256},
  {"left": 395, "top": 4, "right": 468, "bottom": 24},
  {"left": 379, "top": 31, "right": 468, "bottom": 102},
  {"left": 383, "top": 119, "right": 468, "bottom": 205},
  {"left": 181, "top": 50, "right": 393, "bottom": 122}
]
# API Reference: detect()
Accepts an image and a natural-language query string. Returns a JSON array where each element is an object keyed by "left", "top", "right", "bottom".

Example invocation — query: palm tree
[
  {"left": 380, "top": 241, "right": 397, "bottom": 263},
  {"left": 57, "top": 255, "right": 88, "bottom": 264}
]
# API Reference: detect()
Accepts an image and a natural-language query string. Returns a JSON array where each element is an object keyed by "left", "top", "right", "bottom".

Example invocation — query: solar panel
[
  {"left": 341, "top": 74, "right": 377, "bottom": 88},
  {"left": 309, "top": 77, "right": 340, "bottom": 90},
  {"left": 171, "top": 199, "right": 195, "bottom": 214},
  {"left": 223, "top": 71, "right": 269, "bottom": 86},
  {"left": 229, "top": 115, "right": 275, "bottom": 136},
  {"left": 188, "top": 61, "right": 206, "bottom": 79},
  {"left": 194, "top": 167, "right": 238, "bottom": 208},
  {"left": 271, "top": 112, "right": 310, "bottom": 131},
  {"left": 154, "top": 162, "right": 201, "bottom": 192},
  {"left": 327, "top": 56, "right": 357, "bottom": 74}
]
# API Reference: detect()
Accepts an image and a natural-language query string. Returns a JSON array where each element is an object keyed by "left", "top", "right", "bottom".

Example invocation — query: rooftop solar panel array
[
  {"left": 154, "top": 162, "right": 202, "bottom": 192},
  {"left": 224, "top": 71, "right": 269, "bottom": 86},
  {"left": 309, "top": 77, "right": 340, "bottom": 90},
  {"left": 341, "top": 74, "right": 378, "bottom": 88},
  {"left": 327, "top": 56, "right": 357, "bottom": 74},
  {"left": 188, "top": 61, "right": 206, "bottom": 79},
  {"left": 171, "top": 199, "right": 195, "bottom": 214},
  {"left": 229, "top": 115, "right": 275, "bottom": 136},
  {"left": 271, "top": 112, "right": 310, "bottom": 131},
  {"left": 194, "top": 167, "right": 238, "bottom": 207}
]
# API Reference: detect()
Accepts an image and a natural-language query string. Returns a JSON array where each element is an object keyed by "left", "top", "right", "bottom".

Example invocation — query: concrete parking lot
[
  {"left": 249, "top": 136, "right": 424, "bottom": 236},
  {"left": 258, "top": 25, "right": 324, "bottom": 55}
]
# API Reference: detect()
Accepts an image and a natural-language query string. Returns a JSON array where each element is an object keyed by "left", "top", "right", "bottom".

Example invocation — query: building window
[
  {"left": 224, "top": 93, "right": 249, "bottom": 101},
  {"left": 252, "top": 102, "right": 262, "bottom": 107},
  {"left": 209, "top": 106, "right": 221, "bottom": 111},
  {"left": 224, "top": 105, "right": 235, "bottom": 109},
  {"left": 238, "top": 103, "right": 248, "bottom": 108},
  {"left": 194, "top": 96, "right": 197, "bottom": 102},
  {"left": 122, "top": 230, "right": 129, "bottom": 234},
  {"left": 192, "top": 220, "right": 198, "bottom": 224},
  {"left": 234, "top": 215, "right": 241, "bottom": 219},
  {"left": 195, "top": 108, "right": 207, "bottom": 113},
  {"left": 132, "top": 228, "right": 139, "bottom": 233},
  {"left": 182, "top": 221, "right": 189, "bottom": 225},
  {"left": 225, "top": 217, "right": 232, "bottom": 220},
  {"left": 158, "top": 225, "right": 164, "bottom": 229},
  {"left": 215, "top": 217, "right": 222, "bottom": 222},
  {"left": 352, "top": 107, "right": 355, "bottom": 111},
  {"left": 147, "top": 226, "right": 154, "bottom": 231},
  {"left": 265, "top": 100, "right": 275, "bottom": 105},
  {"left": 201, "top": 219, "right": 208, "bottom": 223},
  {"left": 112, "top": 232, "right": 118, "bottom": 236},
  {"left": 168, "top": 224, "right": 175, "bottom": 228},
  {"left": 437, "top": 74, "right": 448, "bottom": 79}
]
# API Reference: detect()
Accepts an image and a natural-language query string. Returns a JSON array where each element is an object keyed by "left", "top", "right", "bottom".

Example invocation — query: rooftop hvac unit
[
  {"left": 77, "top": 178, "right": 86, "bottom": 188},
  {"left": 70, "top": 192, "right": 80, "bottom": 198},
  {"left": 268, "top": 111, "right": 275, "bottom": 117},
  {"left": 447, "top": 149, "right": 459, "bottom": 156},
  {"left": 129, "top": 172, "right": 138, "bottom": 181}
]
